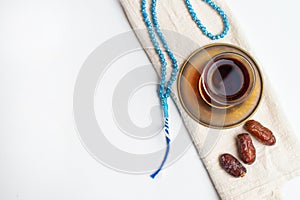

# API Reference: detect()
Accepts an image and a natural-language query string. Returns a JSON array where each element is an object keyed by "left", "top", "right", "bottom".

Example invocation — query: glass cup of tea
[{"left": 199, "top": 52, "right": 256, "bottom": 109}]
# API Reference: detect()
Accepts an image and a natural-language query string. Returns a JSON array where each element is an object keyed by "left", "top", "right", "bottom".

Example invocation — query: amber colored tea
[
  {"left": 200, "top": 52, "right": 255, "bottom": 108},
  {"left": 209, "top": 58, "right": 250, "bottom": 100}
]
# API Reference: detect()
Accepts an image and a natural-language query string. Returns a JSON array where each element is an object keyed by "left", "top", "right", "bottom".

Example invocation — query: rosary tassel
[{"left": 150, "top": 103, "right": 171, "bottom": 179}]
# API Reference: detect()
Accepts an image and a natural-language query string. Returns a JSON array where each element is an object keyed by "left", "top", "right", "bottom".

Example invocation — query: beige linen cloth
[{"left": 120, "top": 0, "right": 300, "bottom": 199}]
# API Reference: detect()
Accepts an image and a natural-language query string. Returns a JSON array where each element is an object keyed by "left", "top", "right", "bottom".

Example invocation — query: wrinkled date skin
[
  {"left": 237, "top": 133, "right": 256, "bottom": 164},
  {"left": 244, "top": 120, "right": 276, "bottom": 146},
  {"left": 219, "top": 154, "right": 247, "bottom": 178}
]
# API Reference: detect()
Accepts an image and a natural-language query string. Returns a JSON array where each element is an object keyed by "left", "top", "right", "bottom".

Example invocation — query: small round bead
[{"left": 166, "top": 88, "right": 171, "bottom": 94}]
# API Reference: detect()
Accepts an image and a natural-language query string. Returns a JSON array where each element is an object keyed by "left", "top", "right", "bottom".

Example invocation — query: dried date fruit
[
  {"left": 219, "top": 153, "right": 247, "bottom": 178},
  {"left": 237, "top": 133, "right": 256, "bottom": 164},
  {"left": 244, "top": 120, "right": 276, "bottom": 146}
]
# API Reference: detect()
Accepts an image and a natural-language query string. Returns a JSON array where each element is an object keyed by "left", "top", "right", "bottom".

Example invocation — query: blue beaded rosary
[{"left": 141, "top": 0, "right": 230, "bottom": 179}]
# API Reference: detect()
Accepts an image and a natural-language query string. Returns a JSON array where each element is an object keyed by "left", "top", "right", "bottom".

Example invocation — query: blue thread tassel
[
  {"left": 150, "top": 117, "right": 170, "bottom": 179},
  {"left": 150, "top": 132, "right": 170, "bottom": 179}
]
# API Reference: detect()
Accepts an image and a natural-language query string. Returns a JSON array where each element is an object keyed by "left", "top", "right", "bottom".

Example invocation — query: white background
[{"left": 0, "top": 0, "right": 300, "bottom": 199}]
